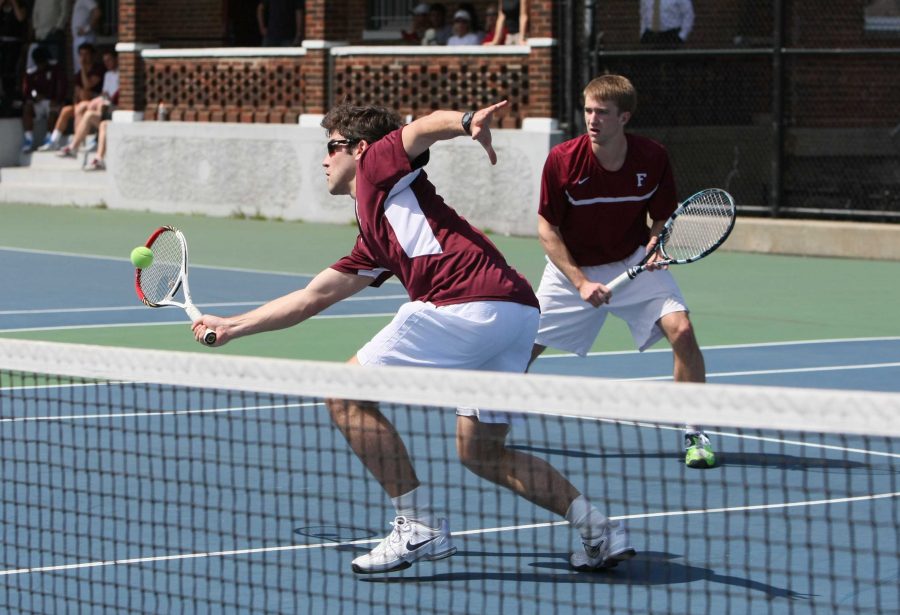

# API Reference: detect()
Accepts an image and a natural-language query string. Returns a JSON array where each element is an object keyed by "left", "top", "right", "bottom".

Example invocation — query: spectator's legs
[{"left": 96, "top": 120, "right": 108, "bottom": 161}]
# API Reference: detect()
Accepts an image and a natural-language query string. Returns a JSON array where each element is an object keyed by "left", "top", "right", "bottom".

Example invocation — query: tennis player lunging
[
  {"left": 530, "top": 74, "right": 716, "bottom": 468},
  {"left": 193, "top": 102, "right": 635, "bottom": 573}
]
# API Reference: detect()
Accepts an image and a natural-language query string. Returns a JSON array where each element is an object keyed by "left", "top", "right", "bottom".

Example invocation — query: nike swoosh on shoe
[{"left": 406, "top": 537, "right": 438, "bottom": 551}]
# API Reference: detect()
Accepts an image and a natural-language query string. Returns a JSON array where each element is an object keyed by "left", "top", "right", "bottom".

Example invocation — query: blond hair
[{"left": 583, "top": 74, "right": 637, "bottom": 115}]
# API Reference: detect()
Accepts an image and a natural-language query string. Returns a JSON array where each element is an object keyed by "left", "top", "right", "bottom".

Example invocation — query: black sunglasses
[{"left": 327, "top": 139, "right": 358, "bottom": 155}]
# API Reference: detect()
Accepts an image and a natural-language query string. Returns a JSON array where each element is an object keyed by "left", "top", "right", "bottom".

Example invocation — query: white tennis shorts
[
  {"left": 357, "top": 300, "right": 540, "bottom": 423},
  {"left": 535, "top": 247, "right": 689, "bottom": 355}
]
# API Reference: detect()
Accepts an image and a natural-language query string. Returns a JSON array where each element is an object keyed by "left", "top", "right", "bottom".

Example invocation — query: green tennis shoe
[{"left": 684, "top": 432, "right": 716, "bottom": 468}]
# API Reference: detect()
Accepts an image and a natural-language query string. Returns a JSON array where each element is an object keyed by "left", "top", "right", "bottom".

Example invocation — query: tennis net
[{"left": 0, "top": 338, "right": 897, "bottom": 614}]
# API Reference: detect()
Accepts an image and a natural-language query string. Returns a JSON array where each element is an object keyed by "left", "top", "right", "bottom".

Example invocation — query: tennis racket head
[
  {"left": 134, "top": 225, "right": 188, "bottom": 307},
  {"left": 659, "top": 188, "right": 736, "bottom": 264}
]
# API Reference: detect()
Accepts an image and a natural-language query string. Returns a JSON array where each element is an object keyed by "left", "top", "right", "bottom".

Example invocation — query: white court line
[
  {"left": 0, "top": 245, "right": 402, "bottom": 286},
  {"left": 0, "top": 246, "right": 314, "bottom": 278},
  {"left": 537, "top": 336, "right": 900, "bottom": 358},
  {"left": 0, "top": 312, "right": 398, "bottom": 334},
  {"left": 625, "top": 362, "right": 900, "bottom": 382},
  {"left": 1, "top": 491, "right": 897, "bottom": 577},
  {"left": 0, "top": 294, "right": 408, "bottom": 316},
  {"left": 0, "top": 401, "right": 319, "bottom": 423},
  {"left": 4, "top": 384, "right": 899, "bottom": 461}
]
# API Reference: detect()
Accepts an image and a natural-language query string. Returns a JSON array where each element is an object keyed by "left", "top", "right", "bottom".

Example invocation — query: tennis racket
[
  {"left": 606, "top": 188, "right": 736, "bottom": 292},
  {"left": 134, "top": 225, "right": 217, "bottom": 345}
]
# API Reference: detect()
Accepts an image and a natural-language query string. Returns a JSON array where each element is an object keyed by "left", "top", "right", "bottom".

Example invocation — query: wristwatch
[{"left": 461, "top": 111, "right": 475, "bottom": 135}]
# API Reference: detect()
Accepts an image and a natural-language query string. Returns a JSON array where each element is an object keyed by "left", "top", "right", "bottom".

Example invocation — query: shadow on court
[
  {"left": 510, "top": 444, "right": 889, "bottom": 472},
  {"left": 358, "top": 550, "right": 809, "bottom": 601}
]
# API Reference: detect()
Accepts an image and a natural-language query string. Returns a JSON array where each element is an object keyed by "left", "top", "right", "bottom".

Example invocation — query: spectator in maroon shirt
[{"left": 73, "top": 42, "right": 104, "bottom": 103}]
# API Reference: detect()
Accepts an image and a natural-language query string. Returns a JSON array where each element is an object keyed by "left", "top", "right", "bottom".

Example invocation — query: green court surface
[{"left": 1, "top": 202, "right": 899, "bottom": 359}]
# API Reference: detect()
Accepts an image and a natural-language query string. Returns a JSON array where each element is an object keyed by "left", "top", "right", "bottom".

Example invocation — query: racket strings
[
  {"left": 661, "top": 191, "right": 735, "bottom": 261},
  {"left": 138, "top": 232, "right": 184, "bottom": 304}
]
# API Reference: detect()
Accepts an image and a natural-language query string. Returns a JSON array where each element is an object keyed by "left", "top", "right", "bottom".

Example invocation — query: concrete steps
[{"left": 0, "top": 145, "right": 108, "bottom": 207}]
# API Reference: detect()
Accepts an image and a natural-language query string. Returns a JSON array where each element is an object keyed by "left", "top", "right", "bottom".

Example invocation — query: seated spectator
[
  {"left": 0, "top": 0, "right": 27, "bottom": 113},
  {"left": 83, "top": 118, "right": 108, "bottom": 171},
  {"left": 421, "top": 3, "right": 452, "bottom": 45},
  {"left": 447, "top": 8, "right": 482, "bottom": 45},
  {"left": 482, "top": 4, "right": 507, "bottom": 45},
  {"left": 56, "top": 97, "right": 104, "bottom": 159},
  {"left": 457, "top": 2, "right": 482, "bottom": 34},
  {"left": 73, "top": 42, "right": 104, "bottom": 103},
  {"left": 402, "top": 3, "right": 430, "bottom": 44},
  {"left": 40, "top": 48, "right": 117, "bottom": 151},
  {"left": 20, "top": 45, "right": 66, "bottom": 152}
]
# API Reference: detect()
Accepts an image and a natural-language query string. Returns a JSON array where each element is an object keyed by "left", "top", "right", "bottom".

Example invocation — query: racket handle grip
[
  {"left": 605, "top": 267, "right": 637, "bottom": 292},
  {"left": 185, "top": 305, "right": 217, "bottom": 346}
]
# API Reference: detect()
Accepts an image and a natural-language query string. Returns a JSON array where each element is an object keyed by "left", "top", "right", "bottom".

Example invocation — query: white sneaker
[
  {"left": 569, "top": 520, "right": 636, "bottom": 571},
  {"left": 37, "top": 137, "right": 58, "bottom": 152},
  {"left": 351, "top": 516, "right": 456, "bottom": 574}
]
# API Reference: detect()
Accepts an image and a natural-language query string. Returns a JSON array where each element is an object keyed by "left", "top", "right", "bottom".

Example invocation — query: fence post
[{"left": 770, "top": 0, "right": 786, "bottom": 217}]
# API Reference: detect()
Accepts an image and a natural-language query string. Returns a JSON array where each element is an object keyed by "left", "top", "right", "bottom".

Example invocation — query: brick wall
[
  {"left": 144, "top": 56, "right": 308, "bottom": 122},
  {"left": 150, "top": 0, "right": 225, "bottom": 46},
  {"left": 332, "top": 53, "right": 531, "bottom": 127}
]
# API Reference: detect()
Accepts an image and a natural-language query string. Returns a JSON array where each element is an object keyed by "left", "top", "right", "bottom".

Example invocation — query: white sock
[
  {"left": 392, "top": 486, "right": 437, "bottom": 529},
  {"left": 50, "top": 129, "right": 61, "bottom": 143},
  {"left": 24, "top": 130, "right": 33, "bottom": 140},
  {"left": 565, "top": 495, "right": 609, "bottom": 542}
]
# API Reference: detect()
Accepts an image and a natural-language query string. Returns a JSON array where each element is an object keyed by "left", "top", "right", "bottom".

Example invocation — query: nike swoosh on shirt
[
  {"left": 577, "top": 176, "right": 590, "bottom": 185},
  {"left": 406, "top": 537, "right": 438, "bottom": 551}
]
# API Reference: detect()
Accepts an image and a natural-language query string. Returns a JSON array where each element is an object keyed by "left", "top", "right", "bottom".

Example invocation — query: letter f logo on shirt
[{"left": 636, "top": 173, "right": 648, "bottom": 187}]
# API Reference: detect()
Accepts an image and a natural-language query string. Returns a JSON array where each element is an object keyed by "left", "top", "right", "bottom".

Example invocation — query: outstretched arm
[
  {"left": 192, "top": 267, "right": 373, "bottom": 345},
  {"left": 401, "top": 100, "right": 508, "bottom": 165}
]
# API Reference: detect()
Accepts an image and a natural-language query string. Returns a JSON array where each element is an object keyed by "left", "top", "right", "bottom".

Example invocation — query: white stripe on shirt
[
  {"left": 384, "top": 169, "right": 443, "bottom": 258},
  {"left": 565, "top": 184, "right": 659, "bottom": 207}
]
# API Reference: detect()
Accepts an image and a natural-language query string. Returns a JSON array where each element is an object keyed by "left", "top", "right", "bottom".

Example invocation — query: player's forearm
[
  {"left": 227, "top": 289, "right": 320, "bottom": 338},
  {"left": 404, "top": 110, "right": 468, "bottom": 152},
  {"left": 539, "top": 221, "right": 589, "bottom": 290},
  {"left": 227, "top": 268, "right": 368, "bottom": 338}
]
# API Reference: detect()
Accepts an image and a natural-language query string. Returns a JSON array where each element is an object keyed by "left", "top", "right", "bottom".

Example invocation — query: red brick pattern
[
  {"left": 144, "top": 57, "right": 307, "bottom": 123},
  {"left": 333, "top": 55, "right": 530, "bottom": 127}
]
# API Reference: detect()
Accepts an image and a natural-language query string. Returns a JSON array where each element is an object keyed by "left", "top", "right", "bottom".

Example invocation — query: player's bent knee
[
  {"left": 662, "top": 315, "right": 698, "bottom": 348},
  {"left": 457, "top": 433, "right": 508, "bottom": 480},
  {"left": 325, "top": 398, "right": 379, "bottom": 423}
]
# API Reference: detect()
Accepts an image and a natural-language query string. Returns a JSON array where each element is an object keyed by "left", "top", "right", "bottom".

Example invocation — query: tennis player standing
[
  {"left": 530, "top": 74, "right": 716, "bottom": 468},
  {"left": 193, "top": 101, "right": 635, "bottom": 573}
]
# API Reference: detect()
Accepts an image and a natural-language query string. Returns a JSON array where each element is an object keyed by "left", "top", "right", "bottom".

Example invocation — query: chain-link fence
[{"left": 559, "top": 0, "right": 900, "bottom": 221}]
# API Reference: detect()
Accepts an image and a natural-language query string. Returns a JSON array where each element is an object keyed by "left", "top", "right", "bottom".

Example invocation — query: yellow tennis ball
[{"left": 130, "top": 246, "right": 154, "bottom": 268}]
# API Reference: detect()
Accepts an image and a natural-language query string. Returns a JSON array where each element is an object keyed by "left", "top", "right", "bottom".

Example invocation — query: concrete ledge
[
  {"left": 104, "top": 121, "right": 563, "bottom": 236},
  {"left": 726, "top": 217, "right": 900, "bottom": 261},
  {"left": 0, "top": 119, "right": 21, "bottom": 167}
]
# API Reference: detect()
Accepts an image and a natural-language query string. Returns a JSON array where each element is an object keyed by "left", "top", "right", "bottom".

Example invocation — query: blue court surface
[{"left": 1, "top": 248, "right": 898, "bottom": 614}]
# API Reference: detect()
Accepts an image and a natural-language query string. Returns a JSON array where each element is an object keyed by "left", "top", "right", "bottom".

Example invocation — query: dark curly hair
[{"left": 320, "top": 103, "right": 403, "bottom": 145}]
